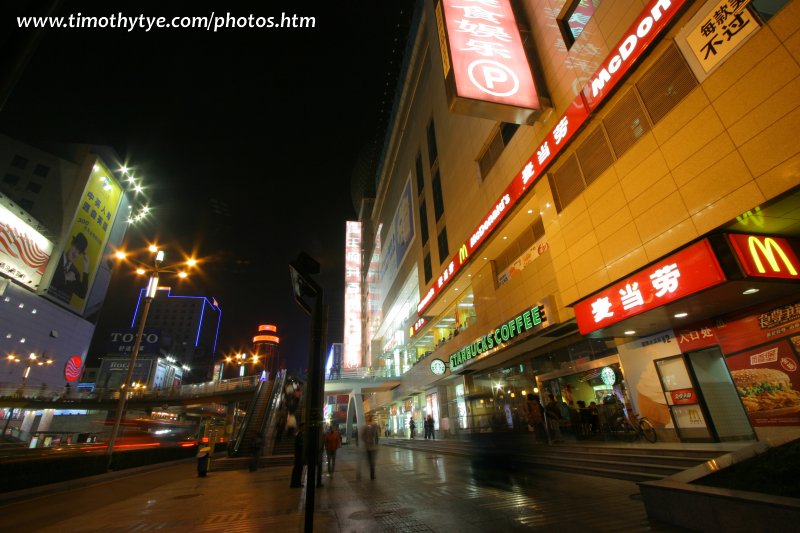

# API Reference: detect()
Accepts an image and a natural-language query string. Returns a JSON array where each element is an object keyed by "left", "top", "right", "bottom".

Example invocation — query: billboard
[
  {"left": 436, "top": 0, "right": 542, "bottom": 123},
  {"left": 0, "top": 202, "right": 53, "bottom": 289},
  {"left": 344, "top": 222, "right": 362, "bottom": 369},
  {"left": 379, "top": 179, "right": 415, "bottom": 306},
  {"left": 45, "top": 157, "right": 123, "bottom": 314}
]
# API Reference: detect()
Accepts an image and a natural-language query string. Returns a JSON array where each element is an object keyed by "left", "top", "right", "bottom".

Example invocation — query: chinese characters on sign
[
  {"left": 685, "top": 0, "right": 758, "bottom": 73},
  {"left": 439, "top": 0, "right": 541, "bottom": 111},
  {"left": 0, "top": 203, "right": 53, "bottom": 289},
  {"left": 419, "top": 0, "right": 686, "bottom": 318},
  {"left": 344, "top": 221, "right": 362, "bottom": 369},
  {"left": 573, "top": 240, "right": 727, "bottom": 335}
]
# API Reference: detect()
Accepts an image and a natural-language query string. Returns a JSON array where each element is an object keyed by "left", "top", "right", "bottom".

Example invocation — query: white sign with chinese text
[{"left": 679, "top": 0, "right": 760, "bottom": 78}]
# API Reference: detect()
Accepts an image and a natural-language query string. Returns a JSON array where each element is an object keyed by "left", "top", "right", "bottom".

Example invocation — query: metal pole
[
  {"left": 105, "top": 280, "right": 155, "bottom": 468},
  {"left": 304, "top": 295, "right": 326, "bottom": 533}
]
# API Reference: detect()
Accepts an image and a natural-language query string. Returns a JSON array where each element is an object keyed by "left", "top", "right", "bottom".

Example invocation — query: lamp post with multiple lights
[{"left": 105, "top": 244, "right": 198, "bottom": 466}]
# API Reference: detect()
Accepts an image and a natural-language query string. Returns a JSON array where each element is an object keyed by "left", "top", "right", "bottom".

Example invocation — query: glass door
[
  {"left": 655, "top": 355, "right": 714, "bottom": 441},
  {"left": 687, "top": 347, "right": 756, "bottom": 441}
]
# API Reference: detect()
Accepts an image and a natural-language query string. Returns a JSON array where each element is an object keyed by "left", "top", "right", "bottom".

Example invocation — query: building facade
[
  {"left": 1, "top": 133, "right": 129, "bottom": 392},
  {"left": 357, "top": 0, "right": 800, "bottom": 444}
]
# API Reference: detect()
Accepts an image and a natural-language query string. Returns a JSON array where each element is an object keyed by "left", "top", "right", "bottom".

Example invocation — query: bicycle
[{"left": 606, "top": 409, "right": 658, "bottom": 443}]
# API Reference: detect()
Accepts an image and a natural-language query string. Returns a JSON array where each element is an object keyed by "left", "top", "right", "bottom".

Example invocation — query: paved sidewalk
[{"left": 3, "top": 444, "right": 686, "bottom": 532}]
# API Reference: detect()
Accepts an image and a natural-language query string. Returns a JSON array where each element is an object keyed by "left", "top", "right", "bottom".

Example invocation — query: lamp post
[
  {"left": 105, "top": 245, "right": 198, "bottom": 467},
  {"left": 289, "top": 252, "right": 327, "bottom": 533}
]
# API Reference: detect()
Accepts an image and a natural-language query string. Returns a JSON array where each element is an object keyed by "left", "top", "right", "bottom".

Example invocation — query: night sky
[{"left": 0, "top": 1, "right": 415, "bottom": 373}]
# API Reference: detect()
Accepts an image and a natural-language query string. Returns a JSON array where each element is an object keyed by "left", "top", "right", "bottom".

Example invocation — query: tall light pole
[
  {"left": 289, "top": 252, "right": 327, "bottom": 533},
  {"left": 105, "top": 245, "right": 198, "bottom": 468}
]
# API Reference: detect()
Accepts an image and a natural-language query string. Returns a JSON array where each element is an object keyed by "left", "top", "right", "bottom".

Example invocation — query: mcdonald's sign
[
  {"left": 458, "top": 244, "right": 469, "bottom": 264},
  {"left": 728, "top": 234, "right": 800, "bottom": 280}
]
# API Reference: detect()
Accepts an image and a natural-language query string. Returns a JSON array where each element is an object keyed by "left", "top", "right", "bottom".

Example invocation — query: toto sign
[
  {"left": 64, "top": 356, "right": 82, "bottom": 382},
  {"left": 108, "top": 328, "right": 162, "bottom": 355}
]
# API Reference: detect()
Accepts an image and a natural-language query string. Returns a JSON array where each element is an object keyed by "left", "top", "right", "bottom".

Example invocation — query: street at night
[{"left": 2, "top": 0, "right": 800, "bottom": 531}]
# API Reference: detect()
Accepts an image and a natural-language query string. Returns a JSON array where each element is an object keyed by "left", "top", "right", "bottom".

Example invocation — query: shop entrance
[{"left": 654, "top": 348, "right": 755, "bottom": 442}]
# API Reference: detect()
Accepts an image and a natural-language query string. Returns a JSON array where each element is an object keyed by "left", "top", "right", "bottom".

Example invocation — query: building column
[{"left": 345, "top": 388, "right": 364, "bottom": 443}]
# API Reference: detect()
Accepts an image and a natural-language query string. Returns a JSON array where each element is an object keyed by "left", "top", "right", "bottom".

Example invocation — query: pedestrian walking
[
  {"left": 358, "top": 414, "right": 379, "bottom": 480},
  {"left": 290, "top": 423, "right": 305, "bottom": 488},
  {"left": 409, "top": 417, "right": 416, "bottom": 439},
  {"left": 522, "top": 393, "right": 546, "bottom": 442},
  {"left": 424, "top": 414, "right": 435, "bottom": 439},
  {"left": 324, "top": 426, "right": 341, "bottom": 478},
  {"left": 545, "top": 394, "right": 564, "bottom": 442},
  {"left": 249, "top": 432, "right": 264, "bottom": 472}
]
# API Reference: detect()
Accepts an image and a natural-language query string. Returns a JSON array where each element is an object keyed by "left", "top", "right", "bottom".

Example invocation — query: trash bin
[{"left": 197, "top": 447, "right": 211, "bottom": 477}]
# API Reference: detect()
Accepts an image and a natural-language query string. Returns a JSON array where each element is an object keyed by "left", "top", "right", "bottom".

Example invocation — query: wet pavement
[{"left": 1, "top": 443, "right": 688, "bottom": 532}]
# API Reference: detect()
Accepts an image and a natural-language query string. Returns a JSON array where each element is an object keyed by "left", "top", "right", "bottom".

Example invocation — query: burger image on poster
[
  {"left": 615, "top": 331, "right": 679, "bottom": 428},
  {"left": 731, "top": 368, "right": 800, "bottom": 414}
]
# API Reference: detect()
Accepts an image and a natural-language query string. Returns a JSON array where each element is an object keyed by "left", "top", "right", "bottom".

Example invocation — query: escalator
[{"left": 229, "top": 370, "right": 286, "bottom": 457}]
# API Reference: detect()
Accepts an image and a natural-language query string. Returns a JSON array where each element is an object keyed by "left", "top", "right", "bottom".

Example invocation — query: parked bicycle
[{"left": 614, "top": 413, "right": 658, "bottom": 443}]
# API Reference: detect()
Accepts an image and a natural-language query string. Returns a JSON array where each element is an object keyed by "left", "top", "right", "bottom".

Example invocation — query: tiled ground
[{"left": 2, "top": 445, "right": 687, "bottom": 532}]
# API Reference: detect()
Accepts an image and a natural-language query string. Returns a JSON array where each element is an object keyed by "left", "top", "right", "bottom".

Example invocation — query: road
[{"left": 1, "top": 442, "right": 686, "bottom": 532}]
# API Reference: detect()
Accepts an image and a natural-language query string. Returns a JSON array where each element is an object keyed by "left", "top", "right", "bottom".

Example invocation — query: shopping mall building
[{"left": 349, "top": 0, "right": 800, "bottom": 445}]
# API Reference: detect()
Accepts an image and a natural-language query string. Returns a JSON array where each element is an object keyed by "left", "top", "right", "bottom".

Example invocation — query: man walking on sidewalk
[
  {"left": 358, "top": 414, "right": 379, "bottom": 480},
  {"left": 324, "top": 425, "right": 341, "bottom": 478}
]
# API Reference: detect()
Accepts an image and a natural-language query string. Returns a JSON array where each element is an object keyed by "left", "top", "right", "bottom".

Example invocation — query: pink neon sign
[{"left": 441, "top": 0, "right": 540, "bottom": 110}]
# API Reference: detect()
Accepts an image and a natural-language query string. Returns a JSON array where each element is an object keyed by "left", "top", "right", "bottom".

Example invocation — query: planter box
[{"left": 639, "top": 437, "right": 800, "bottom": 531}]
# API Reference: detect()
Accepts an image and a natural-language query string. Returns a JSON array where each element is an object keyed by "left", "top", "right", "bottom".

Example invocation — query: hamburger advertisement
[{"left": 726, "top": 339, "right": 800, "bottom": 426}]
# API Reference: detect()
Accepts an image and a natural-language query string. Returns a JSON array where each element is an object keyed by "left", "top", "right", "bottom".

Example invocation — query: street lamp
[
  {"left": 289, "top": 252, "right": 327, "bottom": 533},
  {"left": 105, "top": 244, "right": 198, "bottom": 467}
]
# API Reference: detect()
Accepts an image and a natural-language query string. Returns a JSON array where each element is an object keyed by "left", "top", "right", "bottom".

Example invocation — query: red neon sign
[
  {"left": 573, "top": 240, "right": 727, "bottom": 335},
  {"left": 728, "top": 234, "right": 800, "bottom": 280},
  {"left": 417, "top": 95, "right": 589, "bottom": 315},
  {"left": 64, "top": 355, "right": 82, "bottom": 382},
  {"left": 419, "top": 0, "right": 687, "bottom": 317},
  {"left": 583, "top": 0, "right": 688, "bottom": 110},
  {"left": 441, "top": 0, "right": 540, "bottom": 110}
]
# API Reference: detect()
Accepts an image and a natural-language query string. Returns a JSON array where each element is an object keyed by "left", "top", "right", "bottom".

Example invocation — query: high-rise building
[
  {"left": 355, "top": 0, "right": 800, "bottom": 444},
  {"left": 128, "top": 287, "right": 222, "bottom": 383},
  {"left": 0, "top": 133, "right": 129, "bottom": 390}
]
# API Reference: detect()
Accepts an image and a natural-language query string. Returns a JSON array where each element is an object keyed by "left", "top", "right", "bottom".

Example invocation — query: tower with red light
[{"left": 253, "top": 324, "right": 282, "bottom": 375}]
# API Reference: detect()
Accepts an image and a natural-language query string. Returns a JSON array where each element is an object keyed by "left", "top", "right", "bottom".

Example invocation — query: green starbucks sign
[{"left": 449, "top": 304, "right": 546, "bottom": 371}]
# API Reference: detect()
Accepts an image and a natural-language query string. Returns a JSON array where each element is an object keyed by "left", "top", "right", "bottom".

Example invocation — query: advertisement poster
[
  {"left": 379, "top": 179, "right": 415, "bottom": 305},
  {"left": 725, "top": 339, "right": 800, "bottom": 426},
  {"left": 675, "top": 298, "right": 800, "bottom": 427},
  {"left": 0, "top": 202, "right": 53, "bottom": 289},
  {"left": 45, "top": 158, "right": 123, "bottom": 314}
]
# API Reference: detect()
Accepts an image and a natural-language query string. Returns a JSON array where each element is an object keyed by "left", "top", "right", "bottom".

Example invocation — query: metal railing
[{"left": 0, "top": 376, "right": 260, "bottom": 403}]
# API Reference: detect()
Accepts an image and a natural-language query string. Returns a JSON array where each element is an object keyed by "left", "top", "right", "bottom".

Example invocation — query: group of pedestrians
[{"left": 408, "top": 414, "right": 436, "bottom": 439}]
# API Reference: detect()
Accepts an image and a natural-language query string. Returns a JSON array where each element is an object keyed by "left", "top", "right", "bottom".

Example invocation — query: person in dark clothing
[
  {"left": 424, "top": 415, "right": 435, "bottom": 439},
  {"left": 409, "top": 418, "right": 416, "bottom": 439},
  {"left": 249, "top": 433, "right": 264, "bottom": 472},
  {"left": 290, "top": 424, "right": 305, "bottom": 488}
]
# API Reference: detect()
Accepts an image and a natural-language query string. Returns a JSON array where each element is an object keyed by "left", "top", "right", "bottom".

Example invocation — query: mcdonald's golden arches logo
[
  {"left": 728, "top": 234, "right": 799, "bottom": 279},
  {"left": 459, "top": 244, "right": 469, "bottom": 264}
]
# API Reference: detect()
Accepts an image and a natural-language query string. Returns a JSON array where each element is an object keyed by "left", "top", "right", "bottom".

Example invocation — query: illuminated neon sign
[
  {"left": 344, "top": 221, "right": 362, "bottom": 368},
  {"left": 728, "top": 234, "right": 799, "bottom": 279},
  {"left": 449, "top": 304, "right": 546, "bottom": 371},
  {"left": 438, "top": 0, "right": 541, "bottom": 113},
  {"left": 419, "top": 0, "right": 687, "bottom": 316},
  {"left": 573, "top": 240, "right": 726, "bottom": 335}
]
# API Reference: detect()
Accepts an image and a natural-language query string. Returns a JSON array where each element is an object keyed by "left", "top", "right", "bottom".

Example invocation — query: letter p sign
[{"left": 468, "top": 59, "right": 520, "bottom": 98}]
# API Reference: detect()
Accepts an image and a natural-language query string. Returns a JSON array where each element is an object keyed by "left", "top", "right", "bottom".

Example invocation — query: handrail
[
  {"left": 262, "top": 369, "right": 287, "bottom": 455},
  {"left": 230, "top": 379, "right": 264, "bottom": 457}
]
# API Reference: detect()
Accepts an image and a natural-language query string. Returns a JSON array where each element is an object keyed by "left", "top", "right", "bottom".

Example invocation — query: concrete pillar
[
  {"left": 37, "top": 409, "right": 54, "bottom": 432},
  {"left": 224, "top": 402, "right": 235, "bottom": 443},
  {"left": 345, "top": 388, "right": 364, "bottom": 443}
]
